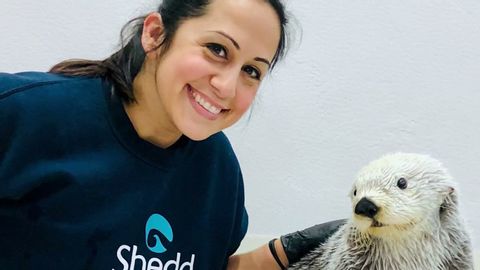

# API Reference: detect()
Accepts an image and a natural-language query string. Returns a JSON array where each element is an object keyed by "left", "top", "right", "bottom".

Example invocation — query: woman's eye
[
  {"left": 206, "top": 43, "right": 227, "bottom": 58},
  {"left": 242, "top": 65, "right": 261, "bottom": 80}
]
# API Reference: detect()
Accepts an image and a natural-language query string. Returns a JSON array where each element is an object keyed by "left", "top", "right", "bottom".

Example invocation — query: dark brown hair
[{"left": 50, "top": 0, "right": 289, "bottom": 103}]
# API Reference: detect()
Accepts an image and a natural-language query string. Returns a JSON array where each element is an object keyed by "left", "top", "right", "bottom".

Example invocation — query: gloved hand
[{"left": 280, "top": 219, "right": 346, "bottom": 265}]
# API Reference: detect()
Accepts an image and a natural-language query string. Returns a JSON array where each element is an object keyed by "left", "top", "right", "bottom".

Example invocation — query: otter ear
[
  {"left": 439, "top": 186, "right": 457, "bottom": 217},
  {"left": 141, "top": 12, "right": 165, "bottom": 55}
]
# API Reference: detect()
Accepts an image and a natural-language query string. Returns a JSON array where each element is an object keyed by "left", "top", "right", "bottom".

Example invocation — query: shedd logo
[
  {"left": 113, "top": 214, "right": 196, "bottom": 270},
  {"left": 145, "top": 214, "right": 173, "bottom": 254}
]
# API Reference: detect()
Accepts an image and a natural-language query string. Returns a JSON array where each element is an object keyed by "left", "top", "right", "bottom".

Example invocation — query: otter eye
[{"left": 397, "top": 178, "right": 408, "bottom": 189}]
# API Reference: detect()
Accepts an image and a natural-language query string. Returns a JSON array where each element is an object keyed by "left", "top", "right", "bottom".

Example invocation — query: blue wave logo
[{"left": 145, "top": 214, "right": 173, "bottom": 254}]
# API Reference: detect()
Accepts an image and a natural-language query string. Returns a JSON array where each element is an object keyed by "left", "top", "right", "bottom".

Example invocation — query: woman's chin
[{"left": 182, "top": 129, "right": 216, "bottom": 141}]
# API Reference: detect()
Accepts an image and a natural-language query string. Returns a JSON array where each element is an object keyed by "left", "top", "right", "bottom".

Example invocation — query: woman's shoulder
[
  {"left": 0, "top": 71, "right": 101, "bottom": 100},
  {"left": 200, "top": 132, "right": 236, "bottom": 157},
  {"left": 1, "top": 72, "right": 69, "bottom": 93},
  {"left": 186, "top": 131, "right": 241, "bottom": 170},
  {"left": 0, "top": 72, "right": 108, "bottom": 128}
]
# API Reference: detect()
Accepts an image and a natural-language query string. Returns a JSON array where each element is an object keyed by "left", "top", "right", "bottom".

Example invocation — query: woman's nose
[{"left": 210, "top": 69, "right": 238, "bottom": 99}]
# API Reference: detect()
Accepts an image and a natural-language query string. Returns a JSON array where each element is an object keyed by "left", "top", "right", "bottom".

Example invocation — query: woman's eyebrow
[
  {"left": 210, "top": 31, "right": 240, "bottom": 49},
  {"left": 255, "top": 57, "right": 271, "bottom": 68}
]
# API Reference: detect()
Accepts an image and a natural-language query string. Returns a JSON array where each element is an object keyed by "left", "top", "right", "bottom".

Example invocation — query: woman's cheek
[
  {"left": 175, "top": 55, "right": 214, "bottom": 79},
  {"left": 234, "top": 87, "right": 258, "bottom": 114}
]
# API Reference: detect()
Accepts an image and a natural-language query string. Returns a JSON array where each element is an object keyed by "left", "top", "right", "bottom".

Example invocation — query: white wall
[
  {"left": 1, "top": 0, "right": 479, "bottom": 252},
  {"left": 227, "top": 0, "right": 480, "bottom": 252}
]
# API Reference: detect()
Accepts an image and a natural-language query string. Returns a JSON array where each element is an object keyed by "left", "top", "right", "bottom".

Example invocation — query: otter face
[{"left": 349, "top": 153, "right": 456, "bottom": 238}]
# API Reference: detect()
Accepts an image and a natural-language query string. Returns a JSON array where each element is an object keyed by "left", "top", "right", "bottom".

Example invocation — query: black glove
[{"left": 280, "top": 219, "right": 347, "bottom": 265}]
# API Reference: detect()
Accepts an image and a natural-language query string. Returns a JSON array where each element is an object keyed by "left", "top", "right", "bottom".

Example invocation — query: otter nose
[{"left": 355, "top": 197, "right": 378, "bottom": 218}]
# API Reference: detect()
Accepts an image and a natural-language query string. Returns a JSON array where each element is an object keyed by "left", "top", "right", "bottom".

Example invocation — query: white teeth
[{"left": 192, "top": 91, "right": 222, "bottom": 114}]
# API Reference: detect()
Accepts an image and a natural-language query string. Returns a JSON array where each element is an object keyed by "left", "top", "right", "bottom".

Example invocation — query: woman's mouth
[
  {"left": 191, "top": 91, "right": 222, "bottom": 114},
  {"left": 187, "top": 85, "right": 227, "bottom": 120}
]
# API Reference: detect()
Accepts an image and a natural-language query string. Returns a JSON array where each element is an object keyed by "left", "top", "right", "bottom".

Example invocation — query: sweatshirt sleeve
[
  {"left": 0, "top": 73, "right": 22, "bottom": 184},
  {"left": 0, "top": 72, "right": 65, "bottom": 194}
]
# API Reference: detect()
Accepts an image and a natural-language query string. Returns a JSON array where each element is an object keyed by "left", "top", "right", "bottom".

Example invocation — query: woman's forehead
[{"left": 182, "top": 0, "right": 281, "bottom": 59}]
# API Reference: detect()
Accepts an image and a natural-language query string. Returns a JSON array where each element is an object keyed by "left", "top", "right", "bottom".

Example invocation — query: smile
[
  {"left": 191, "top": 91, "right": 222, "bottom": 114},
  {"left": 186, "top": 85, "right": 228, "bottom": 120}
]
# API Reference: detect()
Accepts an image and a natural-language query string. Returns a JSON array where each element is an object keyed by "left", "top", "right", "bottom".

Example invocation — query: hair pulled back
[{"left": 50, "top": 0, "right": 288, "bottom": 103}]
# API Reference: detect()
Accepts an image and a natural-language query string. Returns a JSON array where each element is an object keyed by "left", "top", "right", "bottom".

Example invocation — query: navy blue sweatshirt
[{"left": 0, "top": 72, "right": 248, "bottom": 270}]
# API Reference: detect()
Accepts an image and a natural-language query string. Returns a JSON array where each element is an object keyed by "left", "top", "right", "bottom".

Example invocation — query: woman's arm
[
  {"left": 227, "top": 239, "right": 288, "bottom": 270},
  {"left": 227, "top": 219, "right": 347, "bottom": 270}
]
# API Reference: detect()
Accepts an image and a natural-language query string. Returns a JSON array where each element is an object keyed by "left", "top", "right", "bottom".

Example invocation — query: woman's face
[{"left": 136, "top": 0, "right": 281, "bottom": 144}]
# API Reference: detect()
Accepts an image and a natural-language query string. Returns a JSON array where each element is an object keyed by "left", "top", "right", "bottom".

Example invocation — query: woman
[{"left": 0, "top": 0, "right": 342, "bottom": 269}]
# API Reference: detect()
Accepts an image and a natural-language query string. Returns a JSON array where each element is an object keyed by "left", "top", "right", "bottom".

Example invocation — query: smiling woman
[
  {"left": 49, "top": 0, "right": 283, "bottom": 148},
  {"left": 0, "top": 0, "right": 347, "bottom": 269},
  {"left": 127, "top": 0, "right": 280, "bottom": 146}
]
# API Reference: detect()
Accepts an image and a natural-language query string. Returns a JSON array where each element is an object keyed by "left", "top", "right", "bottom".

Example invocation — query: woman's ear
[{"left": 141, "top": 12, "right": 164, "bottom": 56}]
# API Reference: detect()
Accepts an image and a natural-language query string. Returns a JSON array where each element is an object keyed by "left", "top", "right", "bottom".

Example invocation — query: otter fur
[{"left": 289, "top": 153, "right": 474, "bottom": 270}]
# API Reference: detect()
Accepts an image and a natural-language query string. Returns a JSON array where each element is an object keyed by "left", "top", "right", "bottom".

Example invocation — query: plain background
[{"left": 1, "top": 0, "right": 479, "bottom": 253}]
